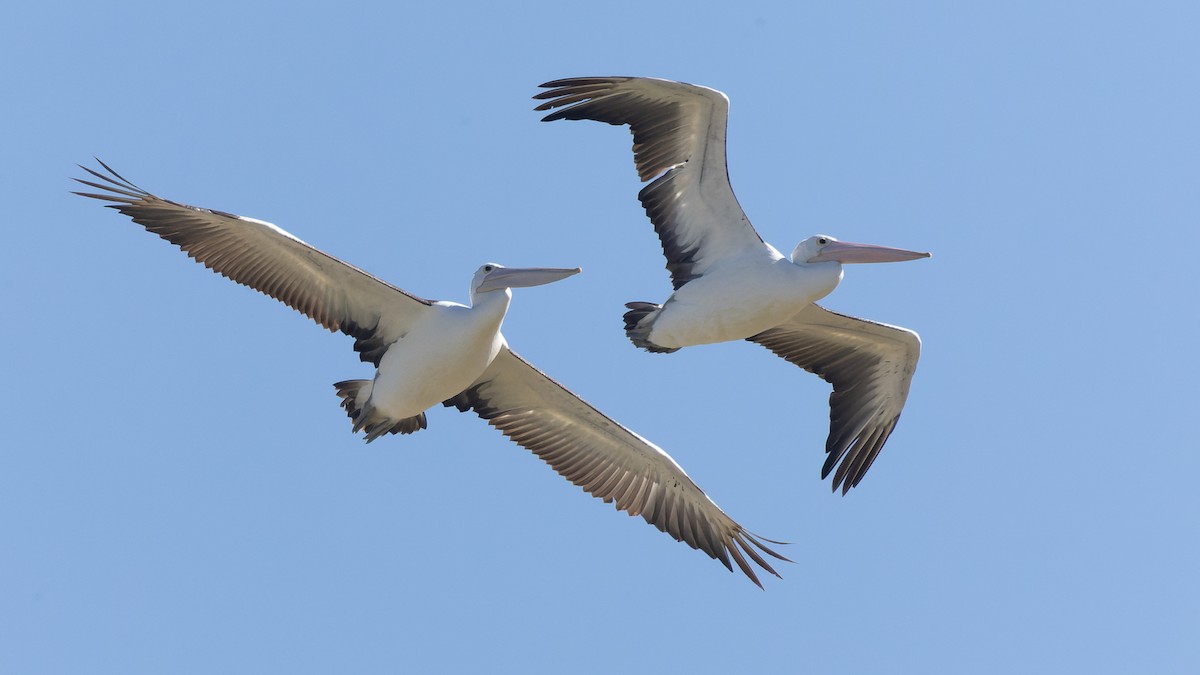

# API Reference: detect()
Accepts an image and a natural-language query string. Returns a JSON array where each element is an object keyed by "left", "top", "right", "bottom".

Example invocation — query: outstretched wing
[
  {"left": 444, "top": 346, "right": 788, "bottom": 587},
  {"left": 535, "top": 77, "right": 776, "bottom": 290},
  {"left": 748, "top": 304, "right": 922, "bottom": 494},
  {"left": 73, "top": 160, "right": 433, "bottom": 365}
]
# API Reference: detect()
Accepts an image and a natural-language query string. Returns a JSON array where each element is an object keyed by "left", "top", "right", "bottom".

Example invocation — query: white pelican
[
  {"left": 534, "top": 77, "right": 931, "bottom": 494},
  {"left": 73, "top": 160, "right": 787, "bottom": 586}
]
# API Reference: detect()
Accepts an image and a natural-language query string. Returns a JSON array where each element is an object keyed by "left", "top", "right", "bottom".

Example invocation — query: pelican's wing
[
  {"left": 443, "top": 346, "right": 788, "bottom": 587},
  {"left": 535, "top": 76, "right": 773, "bottom": 290},
  {"left": 748, "top": 304, "right": 921, "bottom": 494},
  {"left": 73, "top": 160, "right": 433, "bottom": 365}
]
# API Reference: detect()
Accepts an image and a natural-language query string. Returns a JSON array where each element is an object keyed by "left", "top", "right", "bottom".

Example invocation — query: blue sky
[{"left": 3, "top": 1, "right": 1198, "bottom": 673}]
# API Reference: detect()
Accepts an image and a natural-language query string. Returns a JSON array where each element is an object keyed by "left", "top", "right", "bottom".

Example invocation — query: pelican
[
  {"left": 73, "top": 160, "right": 787, "bottom": 586},
  {"left": 534, "top": 76, "right": 931, "bottom": 494}
]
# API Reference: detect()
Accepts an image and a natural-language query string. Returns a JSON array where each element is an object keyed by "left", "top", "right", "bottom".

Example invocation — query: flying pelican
[
  {"left": 534, "top": 76, "right": 931, "bottom": 494},
  {"left": 73, "top": 160, "right": 787, "bottom": 586}
]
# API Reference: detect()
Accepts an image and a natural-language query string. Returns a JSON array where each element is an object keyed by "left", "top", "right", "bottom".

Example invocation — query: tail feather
[
  {"left": 333, "top": 379, "right": 428, "bottom": 442},
  {"left": 622, "top": 302, "right": 678, "bottom": 354}
]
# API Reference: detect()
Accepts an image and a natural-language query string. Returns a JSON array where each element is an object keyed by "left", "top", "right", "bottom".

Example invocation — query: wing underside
[
  {"left": 74, "top": 160, "right": 433, "bottom": 365},
  {"left": 749, "top": 304, "right": 921, "bottom": 493},
  {"left": 445, "top": 346, "right": 788, "bottom": 587}
]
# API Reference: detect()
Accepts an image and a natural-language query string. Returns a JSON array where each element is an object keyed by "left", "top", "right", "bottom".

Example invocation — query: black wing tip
[
  {"left": 536, "top": 76, "right": 628, "bottom": 90},
  {"left": 93, "top": 156, "right": 120, "bottom": 178},
  {"left": 69, "top": 190, "right": 131, "bottom": 205},
  {"left": 746, "top": 531, "right": 793, "bottom": 553},
  {"left": 826, "top": 421, "right": 900, "bottom": 495},
  {"left": 80, "top": 157, "right": 127, "bottom": 183},
  {"left": 822, "top": 457, "right": 851, "bottom": 494},
  {"left": 826, "top": 463, "right": 862, "bottom": 495},
  {"left": 71, "top": 158, "right": 151, "bottom": 201},
  {"left": 726, "top": 530, "right": 792, "bottom": 589},
  {"left": 828, "top": 458, "right": 882, "bottom": 495},
  {"left": 533, "top": 77, "right": 631, "bottom": 122}
]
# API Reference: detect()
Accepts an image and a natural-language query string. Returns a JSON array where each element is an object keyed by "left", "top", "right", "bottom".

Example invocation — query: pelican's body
[
  {"left": 74, "top": 160, "right": 787, "bottom": 586},
  {"left": 535, "top": 76, "right": 931, "bottom": 492},
  {"left": 635, "top": 253, "right": 842, "bottom": 350},
  {"left": 374, "top": 300, "right": 501, "bottom": 410},
  {"left": 346, "top": 273, "right": 516, "bottom": 439}
]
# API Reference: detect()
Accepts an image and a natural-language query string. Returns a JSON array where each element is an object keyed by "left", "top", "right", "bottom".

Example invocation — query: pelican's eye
[
  {"left": 484, "top": 265, "right": 494, "bottom": 272},
  {"left": 818, "top": 237, "right": 828, "bottom": 245}
]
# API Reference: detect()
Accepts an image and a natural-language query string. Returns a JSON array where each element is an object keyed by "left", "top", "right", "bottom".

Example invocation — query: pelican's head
[
  {"left": 791, "top": 235, "right": 931, "bottom": 266},
  {"left": 471, "top": 263, "right": 581, "bottom": 298}
]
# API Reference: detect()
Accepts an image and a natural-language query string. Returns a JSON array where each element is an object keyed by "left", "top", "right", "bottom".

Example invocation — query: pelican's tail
[
  {"left": 622, "top": 302, "right": 679, "bottom": 354},
  {"left": 333, "top": 379, "right": 428, "bottom": 442}
]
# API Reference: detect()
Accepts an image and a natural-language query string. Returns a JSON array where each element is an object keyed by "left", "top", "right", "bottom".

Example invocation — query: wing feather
[
  {"left": 444, "top": 346, "right": 788, "bottom": 587},
  {"left": 73, "top": 160, "right": 432, "bottom": 365},
  {"left": 748, "top": 304, "right": 921, "bottom": 494},
  {"left": 536, "top": 77, "right": 775, "bottom": 289}
]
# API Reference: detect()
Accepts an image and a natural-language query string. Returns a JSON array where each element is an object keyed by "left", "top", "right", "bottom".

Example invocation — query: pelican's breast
[
  {"left": 370, "top": 301, "right": 506, "bottom": 418},
  {"left": 649, "top": 258, "right": 842, "bottom": 348}
]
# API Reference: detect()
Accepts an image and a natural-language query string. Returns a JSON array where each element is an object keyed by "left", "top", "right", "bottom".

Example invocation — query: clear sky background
[{"left": 3, "top": 2, "right": 1198, "bottom": 673}]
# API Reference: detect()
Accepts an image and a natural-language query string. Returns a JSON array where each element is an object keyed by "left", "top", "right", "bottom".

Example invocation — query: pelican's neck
[
  {"left": 469, "top": 287, "right": 513, "bottom": 326},
  {"left": 792, "top": 259, "right": 844, "bottom": 303}
]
